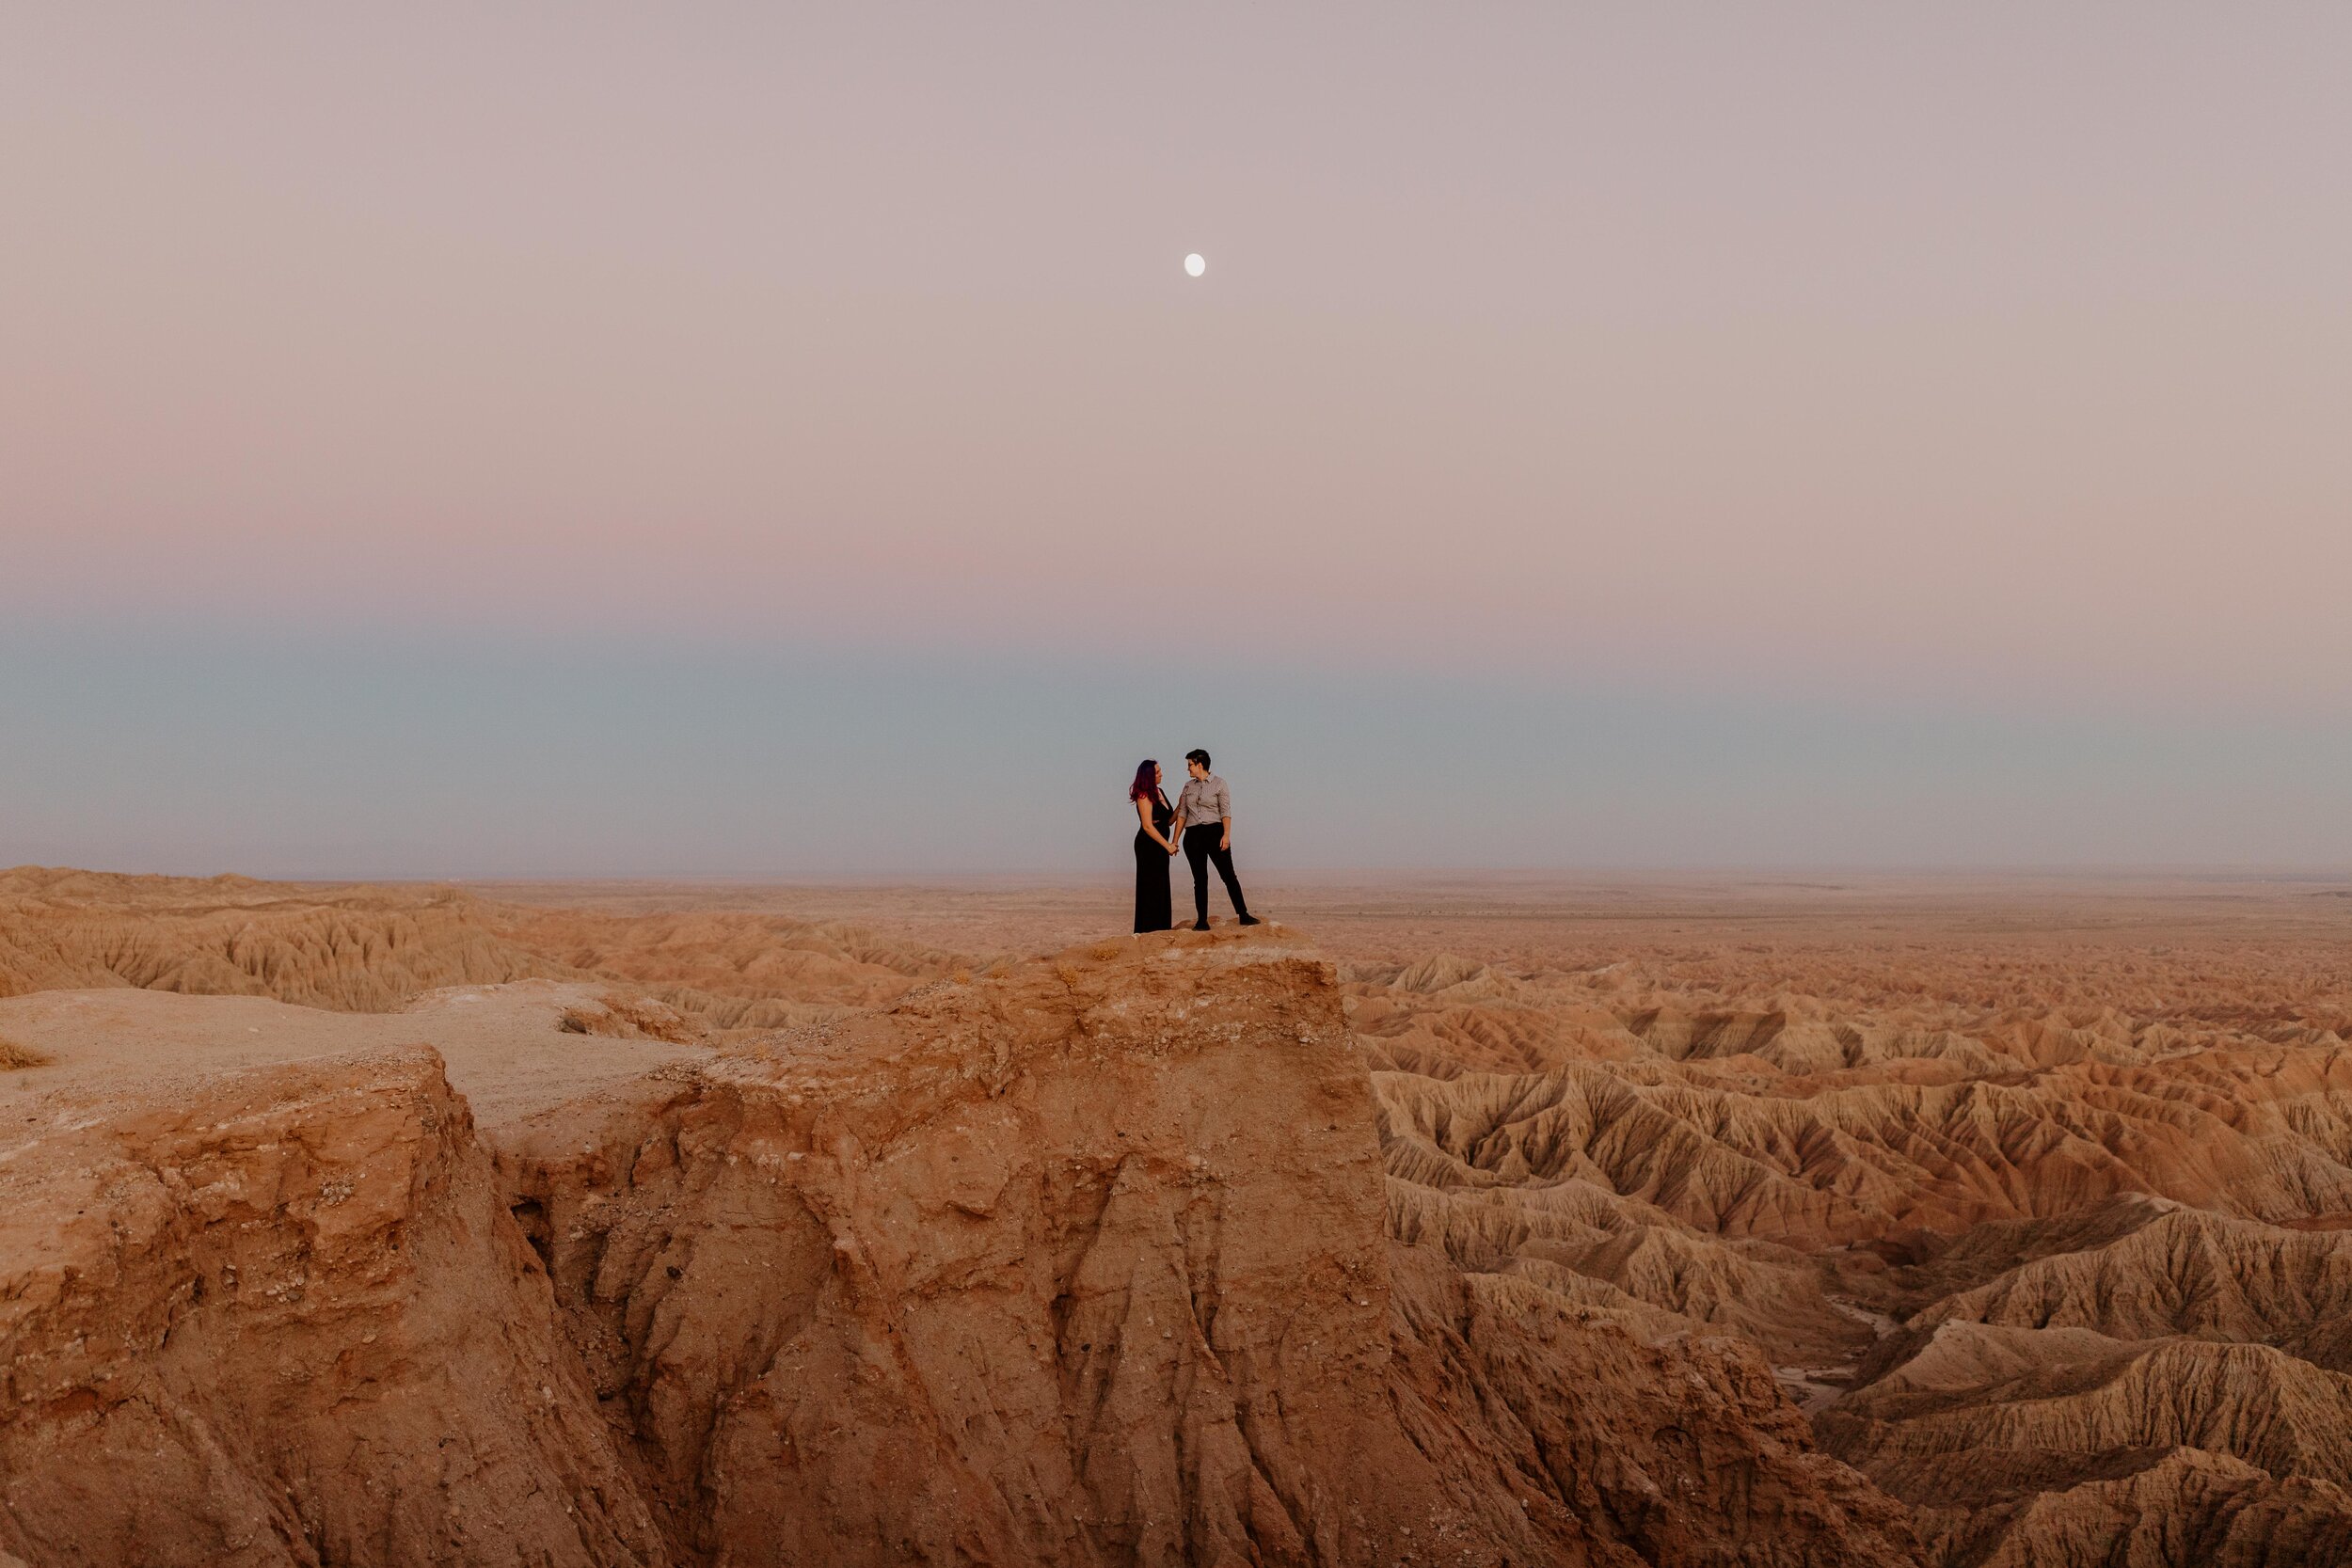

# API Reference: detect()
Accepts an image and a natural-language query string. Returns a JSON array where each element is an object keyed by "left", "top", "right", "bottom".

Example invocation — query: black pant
[{"left": 1182, "top": 824, "right": 1248, "bottom": 924}]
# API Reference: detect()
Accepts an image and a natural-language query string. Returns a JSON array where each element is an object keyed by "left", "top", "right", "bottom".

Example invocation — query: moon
[{"left": 1184, "top": 253, "right": 1205, "bottom": 277}]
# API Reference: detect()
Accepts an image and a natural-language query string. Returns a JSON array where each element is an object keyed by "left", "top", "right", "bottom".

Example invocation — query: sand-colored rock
[
  {"left": 1371, "top": 1052, "right": 2352, "bottom": 1248},
  {"left": 1885, "top": 1198, "right": 2352, "bottom": 1370},
  {"left": 1384, "top": 1247, "right": 1917, "bottom": 1565},
  {"left": 0, "top": 867, "right": 972, "bottom": 1031},
  {"left": 0, "top": 913, "right": 1917, "bottom": 1566},
  {"left": 1934, "top": 1448, "right": 2352, "bottom": 1568},
  {"left": 1820, "top": 1327, "right": 2352, "bottom": 1564},
  {"left": 10, "top": 868, "right": 2352, "bottom": 1565},
  {"left": 1824, "top": 1328, "right": 2352, "bottom": 1489},
  {"left": 498, "top": 932, "right": 1914, "bottom": 1565},
  {"left": 0, "top": 869, "right": 558, "bottom": 1011},
  {"left": 502, "top": 934, "right": 1444, "bottom": 1565},
  {"left": 0, "top": 1048, "right": 663, "bottom": 1566}
]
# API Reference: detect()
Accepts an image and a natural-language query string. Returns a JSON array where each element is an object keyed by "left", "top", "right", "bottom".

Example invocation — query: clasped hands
[{"left": 1164, "top": 836, "right": 1230, "bottom": 855}]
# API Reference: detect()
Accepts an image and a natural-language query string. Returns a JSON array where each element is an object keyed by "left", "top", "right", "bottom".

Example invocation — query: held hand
[{"left": 1167, "top": 841, "right": 1180, "bottom": 856}]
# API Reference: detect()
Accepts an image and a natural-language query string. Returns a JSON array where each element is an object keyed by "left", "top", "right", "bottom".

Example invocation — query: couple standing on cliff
[{"left": 1129, "top": 750, "right": 1260, "bottom": 935}]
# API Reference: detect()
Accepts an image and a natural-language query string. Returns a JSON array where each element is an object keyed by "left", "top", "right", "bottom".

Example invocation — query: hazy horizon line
[{"left": 19, "top": 862, "right": 2352, "bottom": 890}]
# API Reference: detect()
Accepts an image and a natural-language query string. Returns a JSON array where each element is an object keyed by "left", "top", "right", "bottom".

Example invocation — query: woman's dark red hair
[{"left": 1129, "top": 759, "right": 1161, "bottom": 803}]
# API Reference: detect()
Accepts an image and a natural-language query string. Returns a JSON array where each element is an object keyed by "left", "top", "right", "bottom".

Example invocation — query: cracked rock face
[
  {"left": 0, "top": 1049, "right": 663, "bottom": 1567},
  {"left": 0, "top": 927, "right": 1918, "bottom": 1566},
  {"left": 16, "top": 871, "right": 2352, "bottom": 1564},
  {"left": 505, "top": 943, "right": 1404, "bottom": 1566}
]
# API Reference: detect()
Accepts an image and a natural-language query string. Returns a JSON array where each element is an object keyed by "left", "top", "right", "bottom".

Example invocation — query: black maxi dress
[{"left": 1133, "top": 789, "right": 1176, "bottom": 932}]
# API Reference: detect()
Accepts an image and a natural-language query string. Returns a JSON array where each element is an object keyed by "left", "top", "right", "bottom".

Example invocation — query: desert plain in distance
[{"left": 4, "top": 865, "right": 2352, "bottom": 1567}]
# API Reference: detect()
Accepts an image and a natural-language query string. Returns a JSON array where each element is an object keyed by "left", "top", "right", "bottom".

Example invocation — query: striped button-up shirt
[{"left": 1176, "top": 773, "right": 1231, "bottom": 828}]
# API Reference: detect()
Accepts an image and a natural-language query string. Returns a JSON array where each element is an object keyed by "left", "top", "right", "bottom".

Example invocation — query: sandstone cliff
[
  {"left": 15, "top": 869, "right": 2352, "bottom": 1565},
  {"left": 0, "top": 1049, "right": 662, "bottom": 1565},
  {"left": 0, "top": 924, "right": 1916, "bottom": 1566}
]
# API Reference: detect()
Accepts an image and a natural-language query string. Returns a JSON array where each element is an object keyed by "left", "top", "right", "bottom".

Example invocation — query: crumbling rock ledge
[
  {"left": 1, "top": 928, "right": 1917, "bottom": 1566},
  {"left": 0, "top": 1050, "right": 662, "bottom": 1566}
]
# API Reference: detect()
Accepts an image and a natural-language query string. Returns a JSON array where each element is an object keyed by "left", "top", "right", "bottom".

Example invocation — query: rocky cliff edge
[{"left": 0, "top": 927, "right": 1916, "bottom": 1567}]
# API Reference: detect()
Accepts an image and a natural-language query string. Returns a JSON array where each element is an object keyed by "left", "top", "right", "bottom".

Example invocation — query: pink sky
[{"left": 7, "top": 5, "right": 2350, "bottom": 714}]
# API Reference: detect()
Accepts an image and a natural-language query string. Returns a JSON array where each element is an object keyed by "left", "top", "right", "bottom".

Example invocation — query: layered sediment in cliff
[
  {"left": 0, "top": 1049, "right": 662, "bottom": 1566},
  {"left": 0, "top": 927, "right": 1916, "bottom": 1566},
  {"left": 19, "top": 872, "right": 2352, "bottom": 1564},
  {"left": 502, "top": 938, "right": 1426, "bottom": 1566}
]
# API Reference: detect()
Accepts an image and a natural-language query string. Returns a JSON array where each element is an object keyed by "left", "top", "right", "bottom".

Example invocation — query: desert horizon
[{"left": 10, "top": 3, "right": 2351, "bottom": 1562}]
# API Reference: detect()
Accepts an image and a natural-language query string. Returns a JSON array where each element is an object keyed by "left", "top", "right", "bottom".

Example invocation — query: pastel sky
[{"left": 6, "top": 6, "right": 2349, "bottom": 874}]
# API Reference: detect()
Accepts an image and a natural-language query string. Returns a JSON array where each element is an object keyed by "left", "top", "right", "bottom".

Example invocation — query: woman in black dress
[{"left": 1130, "top": 759, "right": 1180, "bottom": 933}]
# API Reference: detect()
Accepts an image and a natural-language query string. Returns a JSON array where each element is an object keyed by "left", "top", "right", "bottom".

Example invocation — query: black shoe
[
  {"left": 1192, "top": 920, "right": 1212, "bottom": 931},
  {"left": 1238, "top": 914, "right": 1262, "bottom": 926}
]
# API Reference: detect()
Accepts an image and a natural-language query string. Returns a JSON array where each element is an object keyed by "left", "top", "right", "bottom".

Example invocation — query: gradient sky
[{"left": 6, "top": 6, "right": 2349, "bottom": 875}]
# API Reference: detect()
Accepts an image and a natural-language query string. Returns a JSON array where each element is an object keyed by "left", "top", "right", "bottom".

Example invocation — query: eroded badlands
[{"left": 4, "top": 868, "right": 2351, "bottom": 1567}]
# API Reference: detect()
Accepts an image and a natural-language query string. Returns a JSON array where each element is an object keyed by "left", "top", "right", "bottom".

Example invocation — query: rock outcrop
[
  {"left": 14, "top": 867, "right": 2352, "bottom": 1565},
  {"left": 0, "top": 1049, "right": 662, "bottom": 1566},
  {"left": 0, "top": 924, "right": 1918, "bottom": 1566},
  {"left": 496, "top": 933, "right": 1915, "bottom": 1565}
]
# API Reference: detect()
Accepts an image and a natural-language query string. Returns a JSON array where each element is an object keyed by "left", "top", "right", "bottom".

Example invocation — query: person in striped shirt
[{"left": 1175, "top": 749, "right": 1261, "bottom": 931}]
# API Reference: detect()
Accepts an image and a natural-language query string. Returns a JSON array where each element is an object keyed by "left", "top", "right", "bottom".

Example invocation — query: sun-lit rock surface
[{"left": 5, "top": 868, "right": 2352, "bottom": 1564}]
